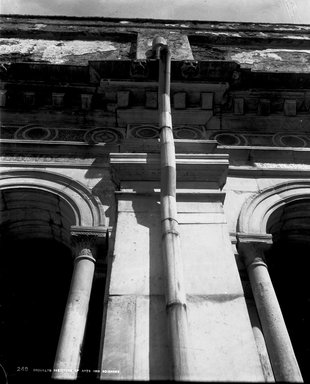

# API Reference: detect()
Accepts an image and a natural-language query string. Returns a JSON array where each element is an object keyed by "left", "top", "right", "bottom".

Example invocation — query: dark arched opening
[
  {"left": 266, "top": 199, "right": 310, "bottom": 382},
  {"left": 0, "top": 188, "right": 75, "bottom": 379},
  {"left": 0, "top": 238, "right": 73, "bottom": 377}
]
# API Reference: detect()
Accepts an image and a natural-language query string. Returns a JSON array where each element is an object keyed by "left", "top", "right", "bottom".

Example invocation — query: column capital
[
  {"left": 237, "top": 233, "right": 273, "bottom": 268},
  {"left": 70, "top": 226, "right": 108, "bottom": 261}
]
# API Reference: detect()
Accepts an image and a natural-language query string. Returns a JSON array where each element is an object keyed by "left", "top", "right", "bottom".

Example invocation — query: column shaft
[
  {"left": 240, "top": 240, "right": 303, "bottom": 382},
  {"left": 52, "top": 253, "right": 95, "bottom": 379}
]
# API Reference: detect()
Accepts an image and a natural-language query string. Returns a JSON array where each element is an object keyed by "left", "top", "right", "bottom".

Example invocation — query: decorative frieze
[
  {"left": 272, "top": 132, "right": 307, "bottom": 147},
  {"left": 127, "top": 124, "right": 159, "bottom": 139},
  {"left": 4, "top": 122, "right": 310, "bottom": 149},
  {"left": 127, "top": 124, "right": 206, "bottom": 140},
  {"left": 212, "top": 132, "right": 247, "bottom": 146},
  {"left": 174, "top": 125, "right": 206, "bottom": 139},
  {"left": 84, "top": 127, "right": 124, "bottom": 144},
  {"left": 210, "top": 131, "right": 310, "bottom": 148},
  {"left": 14, "top": 125, "right": 58, "bottom": 141},
  {"left": 4, "top": 124, "right": 125, "bottom": 144}
]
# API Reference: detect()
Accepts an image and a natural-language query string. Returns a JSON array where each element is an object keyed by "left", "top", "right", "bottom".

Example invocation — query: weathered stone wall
[
  {"left": 1, "top": 15, "right": 310, "bottom": 71},
  {"left": 0, "top": 38, "right": 135, "bottom": 64}
]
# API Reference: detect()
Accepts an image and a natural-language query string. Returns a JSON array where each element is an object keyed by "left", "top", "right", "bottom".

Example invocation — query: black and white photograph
[{"left": 0, "top": 0, "right": 310, "bottom": 382}]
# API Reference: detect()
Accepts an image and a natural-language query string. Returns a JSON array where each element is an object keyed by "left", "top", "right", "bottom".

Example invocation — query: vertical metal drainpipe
[{"left": 153, "top": 36, "right": 190, "bottom": 380}]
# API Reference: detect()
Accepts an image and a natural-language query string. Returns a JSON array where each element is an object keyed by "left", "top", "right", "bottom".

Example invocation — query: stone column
[
  {"left": 52, "top": 228, "right": 104, "bottom": 380},
  {"left": 238, "top": 234, "right": 303, "bottom": 383}
]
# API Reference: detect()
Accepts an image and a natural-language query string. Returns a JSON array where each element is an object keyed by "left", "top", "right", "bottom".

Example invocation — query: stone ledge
[{"left": 110, "top": 152, "right": 229, "bottom": 186}]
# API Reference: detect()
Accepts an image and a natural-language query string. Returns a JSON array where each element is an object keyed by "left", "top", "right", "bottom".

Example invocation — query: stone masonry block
[
  {"left": 145, "top": 91, "right": 158, "bottom": 109},
  {"left": 117, "top": 91, "right": 130, "bottom": 108},
  {"left": 284, "top": 99, "right": 297, "bottom": 116},
  {"left": 201, "top": 92, "right": 214, "bottom": 110},
  {"left": 173, "top": 92, "right": 186, "bottom": 109},
  {"left": 187, "top": 297, "right": 265, "bottom": 381}
]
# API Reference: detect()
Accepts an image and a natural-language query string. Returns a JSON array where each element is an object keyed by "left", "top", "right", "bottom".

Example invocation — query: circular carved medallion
[
  {"left": 273, "top": 133, "right": 307, "bottom": 148},
  {"left": 130, "top": 125, "right": 159, "bottom": 139},
  {"left": 84, "top": 128, "right": 122, "bottom": 144},
  {"left": 15, "top": 125, "right": 58, "bottom": 141},
  {"left": 213, "top": 133, "right": 247, "bottom": 146}
]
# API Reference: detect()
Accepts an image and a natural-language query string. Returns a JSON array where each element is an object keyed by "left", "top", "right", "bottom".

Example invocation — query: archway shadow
[{"left": 0, "top": 238, "right": 73, "bottom": 380}]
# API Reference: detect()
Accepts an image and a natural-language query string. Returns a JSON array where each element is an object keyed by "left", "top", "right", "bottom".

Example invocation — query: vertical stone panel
[
  {"left": 177, "top": 200, "right": 265, "bottom": 381},
  {"left": 99, "top": 193, "right": 170, "bottom": 380}
]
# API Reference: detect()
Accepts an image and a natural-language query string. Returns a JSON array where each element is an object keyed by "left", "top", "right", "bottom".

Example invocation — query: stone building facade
[{"left": 0, "top": 15, "right": 309, "bottom": 382}]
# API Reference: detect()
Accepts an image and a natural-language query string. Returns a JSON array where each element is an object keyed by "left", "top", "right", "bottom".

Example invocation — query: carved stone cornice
[{"left": 110, "top": 152, "right": 229, "bottom": 187}]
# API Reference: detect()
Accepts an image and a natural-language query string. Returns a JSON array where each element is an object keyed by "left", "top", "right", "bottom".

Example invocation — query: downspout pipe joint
[{"left": 152, "top": 36, "right": 168, "bottom": 59}]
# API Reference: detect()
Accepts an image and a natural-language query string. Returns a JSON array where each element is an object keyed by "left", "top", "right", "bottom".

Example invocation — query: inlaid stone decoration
[
  {"left": 3, "top": 125, "right": 125, "bottom": 144},
  {"left": 272, "top": 133, "right": 308, "bottom": 148},
  {"left": 210, "top": 131, "right": 310, "bottom": 148},
  {"left": 84, "top": 128, "right": 124, "bottom": 144},
  {"left": 173, "top": 125, "right": 206, "bottom": 139},
  {"left": 128, "top": 124, "right": 159, "bottom": 139},
  {"left": 127, "top": 124, "right": 206, "bottom": 140},
  {"left": 14, "top": 125, "right": 58, "bottom": 141},
  {"left": 212, "top": 132, "right": 247, "bottom": 146}
]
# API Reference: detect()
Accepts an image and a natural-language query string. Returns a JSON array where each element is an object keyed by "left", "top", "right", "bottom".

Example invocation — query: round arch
[
  {"left": 0, "top": 169, "right": 105, "bottom": 228},
  {"left": 0, "top": 169, "right": 107, "bottom": 376},
  {"left": 237, "top": 180, "right": 310, "bottom": 235}
]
